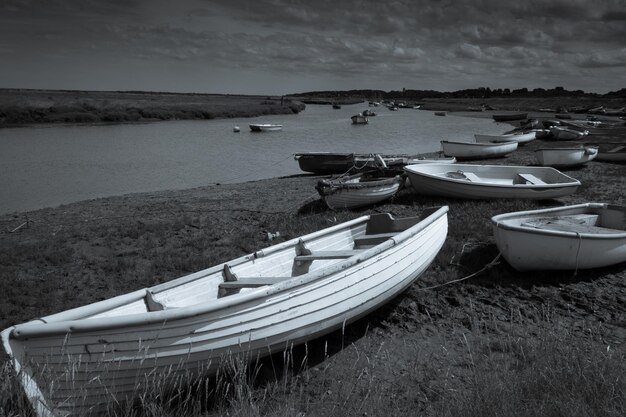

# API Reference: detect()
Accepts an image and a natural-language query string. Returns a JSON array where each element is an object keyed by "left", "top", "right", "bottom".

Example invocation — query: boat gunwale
[
  {"left": 491, "top": 203, "right": 626, "bottom": 239},
  {"left": 440, "top": 140, "right": 518, "bottom": 149},
  {"left": 6, "top": 207, "right": 449, "bottom": 340}
]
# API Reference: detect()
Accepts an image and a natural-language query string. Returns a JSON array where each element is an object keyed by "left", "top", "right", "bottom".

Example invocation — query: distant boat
[
  {"left": 1, "top": 207, "right": 450, "bottom": 417},
  {"left": 492, "top": 113, "right": 528, "bottom": 122},
  {"left": 332, "top": 104, "right": 341, "bottom": 109},
  {"left": 549, "top": 127, "right": 587, "bottom": 140},
  {"left": 233, "top": 125, "right": 240, "bottom": 132},
  {"left": 316, "top": 169, "right": 405, "bottom": 209},
  {"left": 434, "top": 111, "right": 446, "bottom": 116},
  {"left": 440, "top": 140, "right": 518, "bottom": 160},
  {"left": 474, "top": 131, "right": 536, "bottom": 145},
  {"left": 593, "top": 143, "right": 626, "bottom": 162},
  {"left": 249, "top": 123, "right": 283, "bottom": 132},
  {"left": 362, "top": 109, "right": 376, "bottom": 116},
  {"left": 492, "top": 203, "right": 626, "bottom": 271},
  {"left": 404, "top": 163, "right": 580, "bottom": 200},
  {"left": 534, "top": 146, "right": 598, "bottom": 167},
  {"left": 351, "top": 114, "right": 369, "bottom": 124}
]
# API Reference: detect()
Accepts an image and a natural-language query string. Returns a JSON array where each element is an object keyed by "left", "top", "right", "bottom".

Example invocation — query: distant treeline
[{"left": 289, "top": 87, "right": 626, "bottom": 100}]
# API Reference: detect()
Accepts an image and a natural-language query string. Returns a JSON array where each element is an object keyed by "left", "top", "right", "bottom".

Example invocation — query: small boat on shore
[
  {"left": 294, "top": 152, "right": 408, "bottom": 174},
  {"left": 492, "top": 203, "right": 626, "bottom": 271},
  {"left": 492, "top": 113, "right": 528, "bottom": 122},
  {"left": 406, "top": 155, "right": 457, "bottom": 165},
  {"left": 474, "top": 131, "right": 536, "bottom": 145},
  {"left": 316, "top": 169, "right": 405, "bottom": 209},
  {"left": 332, "top": 104, "right": 341, "bottom": 109},
  {"left": 440, "top": 140, "right": 518, "bottom": 160},
  {"left": 549, "top": 126, "right": 587, "bottom": 140},
  {"left": 404, "top": 163, "right": 580, "bottom": 200},
  {"left": 2, "top": 207, "right": 449, "bottom": 417},
  {"left": 249, "top": 123, "right": 283, "bottom": 132},
  {"left": 351, "top": 114, "right": 368, "bottom": 124},
  {"left": 434, "top": 111, "right": 446, "bottom": 116},
  {"left": 534, "top": 146, "right": 598, "bottom": 167},
  {"left": 593, "top": 143, "right": 626, "bottom": 162}
]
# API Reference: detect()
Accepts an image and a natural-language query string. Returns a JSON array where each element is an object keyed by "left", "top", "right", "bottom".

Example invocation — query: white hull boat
[
  {"left": 249, "top": 123, "right": 283, "bottom": 132},
  {"left": 2, "top": 208, "right": 449, "bottom": 417},
  {"left": 594, "top": 143, "right": 626, "bottom": 162},
  {"left": 492, "top": 203, "right": 626, "bottom": 271},
  {"left": 440, "top": 140, "right": 518, "bottom": 160},
  {"left": 404, "top": 163, "right": 580, "bottom": 200},
  {"left": 316, "top": 170, "right": 405, "bottom": 209},
  {"left": 535, "top": 146, "right": 598, "bottom": 167},
  {"left": 474, "top": 131, "right": 536, "bottom": 144},
  {"left": 406, "top": 156, "right": 457, "bottom": 164}
]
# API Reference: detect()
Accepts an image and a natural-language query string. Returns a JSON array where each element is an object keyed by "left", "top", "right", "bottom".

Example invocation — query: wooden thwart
[
  {"left": 295, "top": 249, "right": 364, "bottom": 261},
  {"left": 354, "top": 232, "right": 397, "bottom": 246},
  {"left": 219, "top": 277, "right": 292, "bottom": 289},
  {"left": 517, "top": 173, "right": 547, "bottom": 185}
]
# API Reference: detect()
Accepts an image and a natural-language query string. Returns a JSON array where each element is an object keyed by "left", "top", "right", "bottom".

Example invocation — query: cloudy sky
[{"left": 1, "top": 0, "right": 625, "bottom": 95}]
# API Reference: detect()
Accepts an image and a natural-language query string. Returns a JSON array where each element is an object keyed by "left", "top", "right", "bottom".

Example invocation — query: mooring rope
[{"left": 416, "top": 252, "right": 502, "bottom": 291}]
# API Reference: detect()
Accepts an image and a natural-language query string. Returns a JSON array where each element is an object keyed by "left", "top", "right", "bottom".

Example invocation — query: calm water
[{"left": 0, "top": 104, "right": 505, "bottom": 214}]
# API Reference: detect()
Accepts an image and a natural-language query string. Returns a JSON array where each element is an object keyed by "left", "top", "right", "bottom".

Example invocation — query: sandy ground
[{"left": 1, "top": 110, "right": 625, "bottom": 415}]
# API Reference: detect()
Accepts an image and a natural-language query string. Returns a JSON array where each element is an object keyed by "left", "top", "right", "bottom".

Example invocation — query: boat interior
[{"left": 509, "top": 206, "right": 626, "bottom": 235}]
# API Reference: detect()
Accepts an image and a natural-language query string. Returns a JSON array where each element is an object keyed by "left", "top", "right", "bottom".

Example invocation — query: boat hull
[
  {"left": 534, "top": 146, "right": 598, "bottom": 167},
  {"left": 2, "top": 208, "right": 449, "bottom": 417},
  {"left": 492, "top": 203, "right": 626, "bottom": 271},
  {"left": 294, "top": 153, "right": 409, "bottom": 174},
  {"left": 440, "top": 140, "right": 518, "bottom": 160},
  {"left": 492, "top": 113, "right": 528, "bottom": 122},
  {"left": 474, "top": 131, "right": 536, "bottom": 144},
  {"left": 594, "top": 144, "right": 626, "bottom": 162},
  {"left": 316, "top": 172, "right": 404, "bottom": 209},
  {"left": 249, "top": 124, "right": 283, "bottom": 132},
  {"left": 404, "top": 163, "right": 580, "bottom": 200}
]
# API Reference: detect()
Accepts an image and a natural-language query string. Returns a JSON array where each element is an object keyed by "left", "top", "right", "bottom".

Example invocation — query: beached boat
[
  {"left": 316, "top": 169, "right": 405, "bottom": 209},
  {"left": 549, "top": 126, "right": 587, "bottom": 140},
  {"left": 2, "top": 207, "right": 450, "bottom": 417},
  {"left": 404, "top": 163, "right": 580, "bottom": 200},
  {"left": 440, "top": 140, "right": 518, "bottom": 160},
  {"left": 351, "top": 114, "right": 368, "bottom": 124},
  {"left": 594, "top": 143, "right": 626, "bottom": 162},
  {"left": 492, "top": 203, "right": 626, "bottom": 271},
  {"left": 434, "top": 111, "right": 446, "bottom": 116},
  {"left": 294, "top": 152, "right": 408, "bottom": 174},
  {"left": 474, "top": 131, "right": 536, "bottom": 145},
  {"left": 332, "top": 104, "right": 341, "bottom": 109},
  {"left": 492, "top": 113, "right": 528, "bottom": 122},
  {"left": 406, "top": 155, "right": 457, "bottom": 165},
  {"left": 534, "top": 146, "right": 598, "bottom": 167},
  {"left": 249, "top": 123, "right": 283, "bottom": 132}
]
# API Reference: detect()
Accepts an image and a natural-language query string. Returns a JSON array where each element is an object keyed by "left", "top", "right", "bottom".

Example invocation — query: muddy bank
[{"left": 0, "top": 89, "right": 305, "bottom": 127}]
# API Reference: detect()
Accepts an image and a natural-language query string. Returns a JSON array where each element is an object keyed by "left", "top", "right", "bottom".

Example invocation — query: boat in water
[
  {"left": 2, "top": 207, "right": 450, "bottom": 417},
  {"left": 249, "top": 123, "right": 283, "bottom": 132},
  {"left": 404, "top": 163, "right": 580, "bottom": 200},
  {"left": 351, "top": 114, "right": 368, "bottom": 124},
  {"left": 492, "top": 203, "right": 626, "bottom": 271}
]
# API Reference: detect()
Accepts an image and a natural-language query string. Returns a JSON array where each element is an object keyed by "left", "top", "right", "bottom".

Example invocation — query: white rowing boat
[
  {"left": 492, "top": 203, "right": 626, "bottom": 271},
  {"left": 2, "top": 208, "right": 449, "bottom": 417},
  {"left": 249, "top": 123, "right": 283, "bottom": 132},
  {"left": 440, "top": 140, "right": 518, "bottom": 160},
  {"left": 474, "top": 131, "right": 536, "bottom": 144},
  {"left": 534, "top": 146, "right": 598, "bottom": 167},
  {"left": 404, "top": 163, "right": 580, "bottom": 200}
]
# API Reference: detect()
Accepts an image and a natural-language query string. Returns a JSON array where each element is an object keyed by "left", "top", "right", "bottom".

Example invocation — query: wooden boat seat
[
  {"left": 517, "top": 173, "right": 547, "bottom": 185},
  {"left": 219, "top": 277, "right": 292, "bottom": 289},
  {"left": 354, "top": 232, "right": 397, "bottom": 246},
  {"left": 294, "top": 249, "right": 365, "bottom": 262}
]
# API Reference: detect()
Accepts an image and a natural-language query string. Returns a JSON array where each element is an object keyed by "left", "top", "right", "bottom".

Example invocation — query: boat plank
[
  {"left": 295, "top": 250, "right": 365, "bottom": 261},
  {"left": 219, "top": 277, "right": 292, "bottom": 289},
  {"left": 354, "top": 232, "right": 397, "bottom": 246},
  {"left": 517, "top": 173, "right": 547, "bottom": 185}
]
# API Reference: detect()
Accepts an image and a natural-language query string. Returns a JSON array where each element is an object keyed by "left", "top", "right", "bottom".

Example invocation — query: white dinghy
[
  {"left": 534, "top": 146, "right": 598, "bottom": 167},
  {"left": 2, "top": 208, "right": 449, "bottom": 417},
  {"left": 440, "top": 140, "right": 518, "bottom": 160},
  {"left": 492, "top": 203, "right": 626, "bottom": 271},
  {"left": 249, "top": 123, "right": 283, "bottom": 132},
  {"left": 474, "top": 131, "right": 536, "bottom": 145},
  {"left": 404, "top": 163, "right": 580, "bottom": 200}
]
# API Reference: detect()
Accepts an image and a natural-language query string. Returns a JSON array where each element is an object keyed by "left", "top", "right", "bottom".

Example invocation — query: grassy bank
[{"left": 0, "top": 89, "right": 305, "bottom": 127}]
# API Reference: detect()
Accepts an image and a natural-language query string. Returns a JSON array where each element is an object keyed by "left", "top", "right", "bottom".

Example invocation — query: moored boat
[
  {"left": 249, "top": 123, "right": 283, "bottom": 132},
  {"left": 474, "top": 131, "right": 536, "bottom": 144},
  {"left": 434, "top": 111, "right": 446, "bottom": 116},
  {"left": 593, "top": 143, "right": 626, "bottom": 162},
  {"left": 294, "top": 152, "right": 408, "bottom": 174},
  {"left": 549, "top": 126, "right": 587, "bottom": 140},
  {"left": 534, "top": 146, "right": 598, "bottom": 167},
  {"left": 492, "top": 113, "right": 528, "bottom": 122},
  {"left": 2, "top": 207, "right": 450, "bottom": 417},
  {"left": 316, "top": 169, "right": 405, "bottom": 209},
  {"left": 351, "top": 114, "right": 369, "bottom": 124},
  {"left": 404, "top": 163, "right": 580, "bottom": 200},
  {"left": 440, "top": 140, "right": 518, "bottom": 160},
  {"left": 492, "top": 203, "right": 626, "bottom": 271}
]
